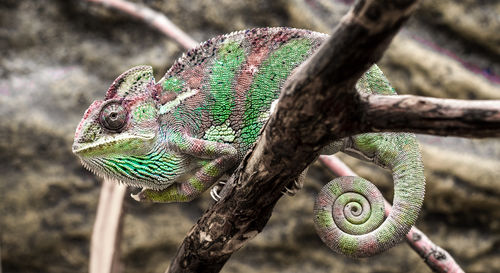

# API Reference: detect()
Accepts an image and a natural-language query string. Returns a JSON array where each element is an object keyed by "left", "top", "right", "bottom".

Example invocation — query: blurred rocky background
[{"left": 1, "top": 0, "right": 499, "bottom": 272}]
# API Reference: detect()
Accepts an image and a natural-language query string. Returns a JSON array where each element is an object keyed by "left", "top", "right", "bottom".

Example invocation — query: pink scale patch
[
  {"left": 324, "top": 228, "right": 339, "bottom": 243},
  {"left": 159, "top": 92, "right": 178, "bottom": 105},
  {"left": 230, "top": 45, "right": 270, "bottom": 127},
  {"left": 316, "top": 192, "right": 333, "bottom": 207},
  {"left": 123, "top": 95, "right": 147, "bottom": 109},
  {"left": 340, "top": 177, "right": 354, "bottom": 191},
  {"left": 332, "top": 205, "right": 346, "bottom": 222},
  {"left": 150, "top": 83, "right": 164, "bottom": 102},
  {"left": 270, "top": 29, "right": 293, "bottom": 45},
  {"left": 180, "top": 181, "right": 195, "bottom": 196},
  {"left": 368, "top": 187, "right": 380, "bottom": 198},
  {"left": 182, "top": 64, "right": 206, "bottom": 89},
  {"left": 359, "top": 234, "right": 379, "bottom": 256}
]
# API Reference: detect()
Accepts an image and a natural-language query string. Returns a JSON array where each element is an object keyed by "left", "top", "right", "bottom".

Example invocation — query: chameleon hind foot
[
  {"left": 282, "top": 169, "right": 307, "bottom": 196},
  {"left": 282, "top": 180, "right": 302, "bottom": 196}
]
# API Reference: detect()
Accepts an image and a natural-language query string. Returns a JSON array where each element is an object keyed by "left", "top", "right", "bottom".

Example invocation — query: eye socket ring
[{"left": 99, "top": 101, "right": 128, "bottom": 132}]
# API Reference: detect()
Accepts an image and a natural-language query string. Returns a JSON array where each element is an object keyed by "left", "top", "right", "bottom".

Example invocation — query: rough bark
[{"left": 361, "top": 94, "right": 500, "bottom": 137}]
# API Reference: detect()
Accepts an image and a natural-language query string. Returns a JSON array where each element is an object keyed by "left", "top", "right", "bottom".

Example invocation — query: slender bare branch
[
  {"left": 86, "top": 0, "right": 198, "bottom": 49},
  {"left": 361, "top": 94, "right": 500, "bottom": 137},
  {"left": 319, "top": 155, "right": 465, "bottom": 273},
  {"left": 90, "top": 181, "right": 127, "bottom": 273}
]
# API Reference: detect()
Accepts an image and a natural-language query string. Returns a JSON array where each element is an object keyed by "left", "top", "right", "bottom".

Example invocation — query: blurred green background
[{"left": 1, "top": 0, "right": 499, "bottom": 272}]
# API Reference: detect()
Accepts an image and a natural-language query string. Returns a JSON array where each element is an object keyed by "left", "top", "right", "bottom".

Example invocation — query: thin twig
[
  {"left": 319, "top": 155, "right": 465, "bottom": 273},
  {"left": 86, "top": 0, "right": 198, "bottom": 49},
  {"left": 90, "top": 181, "right": 127, "bottom": 273}
]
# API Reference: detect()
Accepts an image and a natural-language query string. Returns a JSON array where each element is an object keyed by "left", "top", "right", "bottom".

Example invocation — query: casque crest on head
[
  {"left": 73, "top": 65, "right": 159, "bottom": 157},
  {"left": 72, "top": 64, "right": 190, "bottom": 190},
  {"left": 105, "top": 65, "right": 155, "bottom": 100},
  {"left": 97, "top": 66, "right": 156, "bottom": 133}
]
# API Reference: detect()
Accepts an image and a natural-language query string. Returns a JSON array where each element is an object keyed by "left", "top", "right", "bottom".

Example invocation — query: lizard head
[{"left": 72, "top": 65, "right": 167, "bottom": 187}]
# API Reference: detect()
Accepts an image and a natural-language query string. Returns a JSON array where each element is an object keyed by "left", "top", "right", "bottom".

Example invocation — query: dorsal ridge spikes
[{"left": 162, "top": 27, "right": 329, "bottom": 79}]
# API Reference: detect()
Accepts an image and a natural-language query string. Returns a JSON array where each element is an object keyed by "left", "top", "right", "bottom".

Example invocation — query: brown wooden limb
[
  {"left": 86, "top": 0, "right": 198, "bottom": 49},
  {"left": 167, "top": 1, "right": 421, "bottom": 272},
  {"left": 319, "top": 155, "right": 466, "bottom": 273},
  {"left": 361, "top": 94, "right": 500, "bottom": 137}
]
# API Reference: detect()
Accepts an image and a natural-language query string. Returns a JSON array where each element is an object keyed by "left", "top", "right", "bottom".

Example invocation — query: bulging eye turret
[{"left": 99, "top": 101, "right": 128, "bottom": 132}]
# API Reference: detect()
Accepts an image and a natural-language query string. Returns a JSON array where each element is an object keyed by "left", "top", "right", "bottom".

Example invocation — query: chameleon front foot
[
  {"left": 131, "top": 188, "right": 149, "bottom": 202},
  {"left": 130, "top": 185, "right": 193, "bottom": 203},
  {"left": 210, "top": 180, "right": 226, "bottom": 201}
]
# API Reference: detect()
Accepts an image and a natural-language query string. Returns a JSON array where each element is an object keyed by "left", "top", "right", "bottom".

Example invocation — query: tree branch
[
  {"left": 168, "top": 1, "right": 422, "bottom": 272},
  {"left": 86, "top": 0, "right": 198, "bottom": 49},
  {"left": 361, "top": 94, "right": 500, "bottom": 137},
  {"left": 90, "top": 181, "right": 127, "bottom": 273}
]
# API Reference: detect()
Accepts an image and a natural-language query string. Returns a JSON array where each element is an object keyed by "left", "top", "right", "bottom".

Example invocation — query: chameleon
[{"left": 72, "top": 27, "right": 425, "bottom": 258}]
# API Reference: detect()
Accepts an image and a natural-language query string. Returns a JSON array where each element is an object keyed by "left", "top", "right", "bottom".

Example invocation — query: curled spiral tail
[
  {"left": 313, "top": 67, "right": 426, "bottom": 258},
  {"left": 314, "top": 133, "right": 425, "bottom": 258},
  {"left": 314, "top": 176, "right": 389, "bottom": 258}
]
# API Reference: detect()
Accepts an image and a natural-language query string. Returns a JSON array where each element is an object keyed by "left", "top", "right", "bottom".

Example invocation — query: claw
[
  {"left": 281, "top": 186, "right": 296, "bottom": 195},
  {"left": 282, "top": 178, "right": 304, "bottom": 196},
  {"left": 131, "top": 188, "right": 148, "bottom": 202},
  {"left": 210, "top": 187, "right": 221, "bottom": 201},
  {"left": 210, "top": 180, "right": 226, "bottom": 201},
  {"left": 294, "top": 179, "right": 303, "bottom": 190}
]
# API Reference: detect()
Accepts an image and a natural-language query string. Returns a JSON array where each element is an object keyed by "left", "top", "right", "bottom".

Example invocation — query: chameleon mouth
[{"left": 72, "top": 132, "right": 155, "bottom": 156}]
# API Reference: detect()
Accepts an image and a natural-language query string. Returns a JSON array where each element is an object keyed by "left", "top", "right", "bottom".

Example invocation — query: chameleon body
[{"left": 73, "top": 27, "right": 425, "bottom": 258}]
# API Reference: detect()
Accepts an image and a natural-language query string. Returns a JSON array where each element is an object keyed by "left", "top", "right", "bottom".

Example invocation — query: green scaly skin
[{"left": 72, "top": 27, "right": 425, "bottom": 258}]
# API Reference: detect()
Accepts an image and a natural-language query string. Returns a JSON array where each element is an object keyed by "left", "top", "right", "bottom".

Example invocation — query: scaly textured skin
[{"left": 72, "top": 27, "right": 425, "bottom": 258}]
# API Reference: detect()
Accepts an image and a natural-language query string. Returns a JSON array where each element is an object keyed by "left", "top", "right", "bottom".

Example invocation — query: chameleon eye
[{"left": 99, "top": 102, "right": 128, "bottom": 132}]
